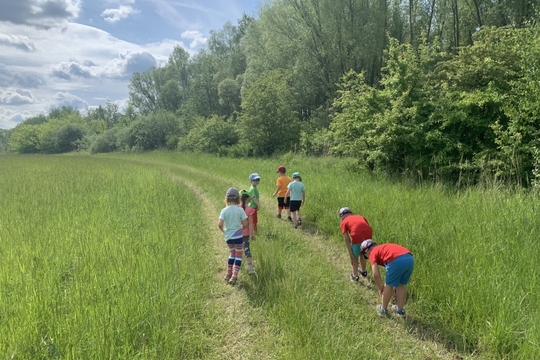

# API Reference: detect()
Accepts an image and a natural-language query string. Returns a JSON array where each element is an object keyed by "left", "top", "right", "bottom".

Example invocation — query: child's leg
[
  {"left": 351, "top": 256, "right": 359, "bottom": 277},
  {"left": 395, "top": 284, "right": 406, "bottom": 309},
  {"left": 225, "top": 243, "right": 235, "bottom": 279},
  {"left": 381, "top": 285, "right": 394, "bottom": 309},
  {"left": 252, "top": 209, "right": 258, "bottom": 232},
  {"left": 359, "top": 255, "right": 367, "bottom": 272},
  {"left": 244, "top": 237, "right": 253, "bottom": 268},
  {"left": 232, "top": 243, "right": 243, "bottom": 277}
]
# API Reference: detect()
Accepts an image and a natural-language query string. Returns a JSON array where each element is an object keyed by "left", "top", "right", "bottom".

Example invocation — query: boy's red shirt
[{"left": 369, "top": 243, "right": 411, "bottom": 266}]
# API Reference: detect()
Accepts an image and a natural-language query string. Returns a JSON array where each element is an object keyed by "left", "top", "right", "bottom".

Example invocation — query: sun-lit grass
[
  {"left": 116, "top": 151, "right": 540, "bottom": 359},
  {"left": 0, "top": 155, "right": 227, "bottom": 358},
  {"left": 2, "top": 152, "right": 538, "bottom": 359}
]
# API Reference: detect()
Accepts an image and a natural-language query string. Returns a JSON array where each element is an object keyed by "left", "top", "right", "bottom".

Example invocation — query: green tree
[
  {"left": 238, "top": 70, "right": 300, "bottom": 155},
  {"left": 7, "top": 124, "right": 41, "bottom": 153}
]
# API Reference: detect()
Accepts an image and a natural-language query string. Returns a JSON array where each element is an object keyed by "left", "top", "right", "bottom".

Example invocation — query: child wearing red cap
[{"left": 272, "top": 165, "right": 292, "bottom": 221}]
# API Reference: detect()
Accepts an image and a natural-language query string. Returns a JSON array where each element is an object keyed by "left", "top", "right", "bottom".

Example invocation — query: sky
[{"left": 0, "top": 0, "right": 261, "bottom": 129}]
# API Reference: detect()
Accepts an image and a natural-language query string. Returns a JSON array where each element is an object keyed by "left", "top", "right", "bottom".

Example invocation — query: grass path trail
[
  {"left": 112, "top": 155, "right": 470, "bottom": 360},
  {"left": 165, "top": 170, "right": 276, "bottom": 359}
]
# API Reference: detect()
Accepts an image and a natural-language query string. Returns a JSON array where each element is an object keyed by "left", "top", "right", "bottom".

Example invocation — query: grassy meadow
[{"left": 1, "top": 152, "right": 538, "bottom": 359}]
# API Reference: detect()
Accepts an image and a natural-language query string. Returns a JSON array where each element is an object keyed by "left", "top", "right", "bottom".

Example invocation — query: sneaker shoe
[
  {"left": 350, "top": 274, "right": 359, "bottom": 282},
  {"left": 228, "top": 276, "right": 238, "bottom": 285},
  {"left": 376, "top": 305, "right": 388, "bottom": 317},
  {"left": 358, "top": 270, "right": 368, "bottom": 277},
  {"left": 297, "top": 218, "right": 302, "bottom": 225},
  {"left": 224, "top": 273, "right": 232, "bottom": 282},
  {"left": 391, "top": 305, "right": 406, "bottom": 318},
  {"left": 287, "top": 216, "right": 293, "bottom": 223},
  {"left": 276, "top": 214, "right": 281, "bottom": 219},
  {"left": 247, "top": 266, "right": 255, "bottom": 274}
]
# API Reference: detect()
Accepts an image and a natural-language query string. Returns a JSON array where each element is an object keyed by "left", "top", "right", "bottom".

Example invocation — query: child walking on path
[
  {"left": 218, "top": 188, "right": 248, "bottom": 285},
  {"left": 272, "top": 165, "right": 292, "bottom": 222},
  {"left": 239, "top": 189, "right": 256, "bottom": 274},
  {"left": 248, "top": 173, "right": 261, "bottom": 232},
  {"left": 339, "top": 207, "right": 372, "bottom": 282},
  {"left": 284, "top": 172, "right": 305, "bottom": 228},
  {"left": 361, "top": 240, "right": 414, "bottom": 317}
]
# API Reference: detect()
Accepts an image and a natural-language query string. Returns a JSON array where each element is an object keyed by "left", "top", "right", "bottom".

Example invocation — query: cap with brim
[
  {"left": 249, "top": 173, "right": 261, "bottom": 181},
  {"left": 276, "top": 166, "right": 286, "bottom": 173},
  {"left": 226, "top": 187, "right": 239, "bottom": 197},
  {"left": 339, "top": 207, "right": 352, "bottom": 217},
  {"left": 239, "top": 189, "right": 250, "bottom": 196},
  {"left": 360, "top": 240, "right": 375, "bottom": 253},
  {"left": 292, "top": 172, "right": 301, "bottom": 178}
]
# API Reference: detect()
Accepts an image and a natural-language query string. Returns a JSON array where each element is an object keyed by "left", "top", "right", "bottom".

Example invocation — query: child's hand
[{"left": 251, "top": 235, "right": 256, "bottom": 241}]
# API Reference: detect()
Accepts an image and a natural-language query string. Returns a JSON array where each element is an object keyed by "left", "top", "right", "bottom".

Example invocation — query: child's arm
[
  {"left": 284, "top": 189, "right": 290, "bottom": 203},
  {"left": 301, "top": 190, "right": 305, "bottom": 203},
  {"left": 241, "top": 218, "right": 248, "bottom": 230},
  {"left": 272, "top": 185, "right": 280, "bottom": 197},
  {"left": 218, "top": 219, "right": 225, "bottom": 232},
  {"left": 252, "top": 197, "right": 260, "bottom": 208}
]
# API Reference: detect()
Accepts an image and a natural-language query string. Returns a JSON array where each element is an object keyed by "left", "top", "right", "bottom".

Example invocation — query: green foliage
[
  {"left": 238, "top": 69, "right": 300, "bottom": 156},
  {"left": 117, "top": 111, "right": 179, "bottom": 151},
  {"left": 8, "top": 124, "right": 41, "bottom": 153},
  {"left": 0, "top": 129, "right": 8, "bottom": 151},
  {"left": 178, "top": 115, "right": 239, "bottom": 153},
  {"left": 90, "top": 127, "right": 120, "bottom": 154}
]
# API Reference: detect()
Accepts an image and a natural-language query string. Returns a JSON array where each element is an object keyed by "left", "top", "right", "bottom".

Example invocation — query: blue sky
[{"left": 0, "top": 0, "right": 260, "bottom": 129}]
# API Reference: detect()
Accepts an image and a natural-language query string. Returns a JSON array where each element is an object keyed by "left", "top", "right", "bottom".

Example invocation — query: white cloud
[
  {"left": 181, "top": 30, "right": 207, "bottom": 49},
  {"left": 52, "top": 91, "right": 88, "bottom": 110},
  {"left": 0, "top": 108, "right": 32, "bottom": 129},
  {"left": 101, "top": 5, "right": 139, "bottom": 24},
  {"left": 0, "top": 0, "right": 82, "bottom": 28},
  {"left": 49, "top": 61, "right": 93, "bottom": 79},
  {"left": 0, "top": 33, "right": 36, "bottom": 52},
  {"left": 0, "top": 64, "right": 46, "bottom": 88},
  {"left": 0, "top": 88, "right": 36, "bottom": 105}
]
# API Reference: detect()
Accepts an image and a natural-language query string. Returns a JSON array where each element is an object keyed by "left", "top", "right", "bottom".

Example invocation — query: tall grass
[
  {"left": 122, "top": 151, "right": 540, "bottom": 359},
  {"left": 0, "top": 155, "right": 226, "bottom": 358}
]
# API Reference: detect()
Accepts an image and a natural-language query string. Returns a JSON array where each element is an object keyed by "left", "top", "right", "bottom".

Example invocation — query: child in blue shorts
[{"left": 361, "top": 240, "right": 414, "bottom": 317}]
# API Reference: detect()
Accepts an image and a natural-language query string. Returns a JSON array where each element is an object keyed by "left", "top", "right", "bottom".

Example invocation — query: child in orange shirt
[{"left": 272, "top": 165, "right": 292, "bottom": 222}]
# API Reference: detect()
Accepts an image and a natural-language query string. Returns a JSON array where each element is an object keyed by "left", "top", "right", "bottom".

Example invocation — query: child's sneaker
[
  {"left": 224, "top": 273, "right": 232, "bottom": 282},
  {"left": 350, "top": 274, "right": 359, "bottom": 282},
  {"left": 287, "top": 216, "right": 293, "bottom": 223},
  {"left": 228, "top": 276, "right": 238, "bottom": 285},
  {"left": 376, "top": 305, "right": 388, "bottom": 317},
  {"left": 297, "top": 218, "right": 302, "bottom": 225},
  {"left": 276, "top": 214, "right": 281, "bottom": 219},
  {"left": 247, "top": 266, "right": 255, "bottom": 274},
  {"left": 391, "top": 305, "right": 406, "bottom": 318},
  {"left": 358, "top": 269, "right": 368, "bottom": 277}
]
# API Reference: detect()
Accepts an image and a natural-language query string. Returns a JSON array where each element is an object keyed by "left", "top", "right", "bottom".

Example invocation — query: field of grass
[{"left": 1, "top": 152, "right": 538, "bottom": 359}]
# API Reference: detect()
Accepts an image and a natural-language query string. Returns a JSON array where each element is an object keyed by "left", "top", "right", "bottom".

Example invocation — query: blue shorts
[
  {"left": 385, "top": 253, "right": 414, "bottom": 287},
  {"left": 350, "top": 243, "right": 361, "bottom": 258}
]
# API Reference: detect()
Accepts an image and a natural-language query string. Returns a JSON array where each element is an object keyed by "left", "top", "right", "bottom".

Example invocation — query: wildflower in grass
[
  {"left": 361, "top": 240, "right": 414, "bottom": 318},
  {"left": 218, "top": 188, "right": 248, "bottom": 285}
]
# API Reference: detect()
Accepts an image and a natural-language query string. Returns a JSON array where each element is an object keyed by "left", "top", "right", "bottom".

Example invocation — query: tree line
[{"left": 6, "top": 0, "right": 540, "bottom": 187}]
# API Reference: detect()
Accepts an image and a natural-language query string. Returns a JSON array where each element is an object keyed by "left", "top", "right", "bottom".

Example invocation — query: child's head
[
  {"left": 239, "top": 189, "right": 250, "bottom": 209},
  {"left": 276, "top": 165, "right": 286, "bottom": 175},
  {"left": 225, "top": 187, "right": 240, "bottom": 205},
  {"left": 249, "top": 173, "right": 261, "bottom": 186},
  {"left": 292, "top": 172, "right": 302, "bottom": 182},
  {"left": 339, "top": 207, "right": 352, "bottom": 220}
]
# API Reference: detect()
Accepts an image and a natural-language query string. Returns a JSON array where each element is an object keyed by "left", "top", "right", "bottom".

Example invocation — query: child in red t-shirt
[
  {"left": 361, "top": 240, "right": 414, "bottom": 317},
  {"left": 339, "top": 207, "right": 372, "bottom": 282}
]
